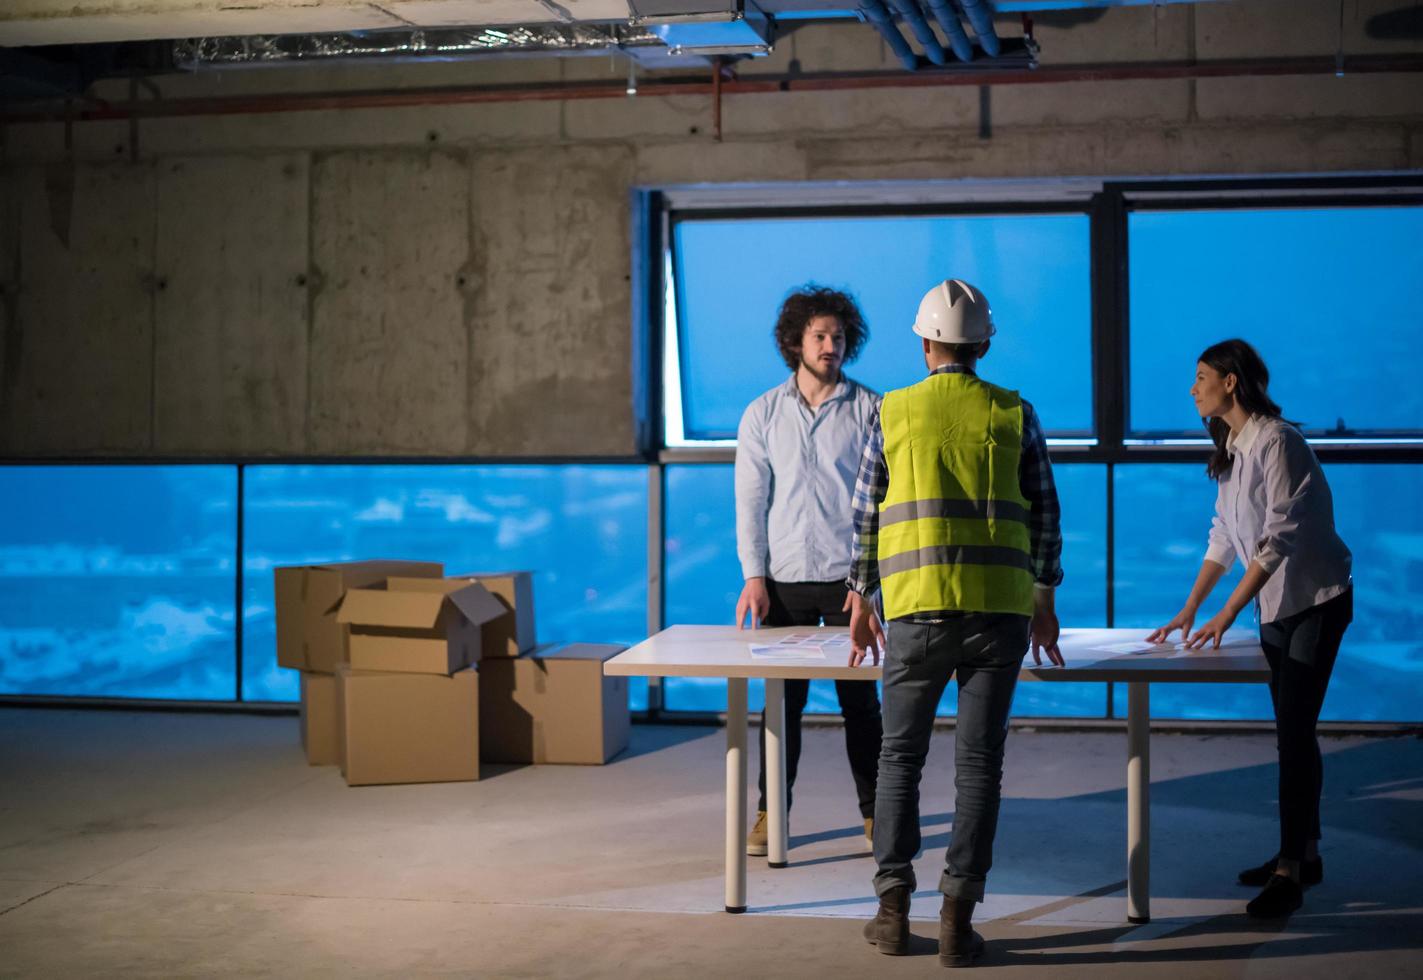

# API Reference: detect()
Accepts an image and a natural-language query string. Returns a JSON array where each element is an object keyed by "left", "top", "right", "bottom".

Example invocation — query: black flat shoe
[
  {"left": 1238, "top": 855, "right": 1323, "bottom": 887},
  {"left": 1246, "top": 874, "right": 1304, "bottom": 919}
]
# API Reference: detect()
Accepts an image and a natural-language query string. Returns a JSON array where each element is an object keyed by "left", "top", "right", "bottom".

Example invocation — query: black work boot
[
  {"left": 861, "top": 885, "right": 911, "bottom": 955},
  {"left": 939, "top": 896, "right": 985, "bottom": 968}
]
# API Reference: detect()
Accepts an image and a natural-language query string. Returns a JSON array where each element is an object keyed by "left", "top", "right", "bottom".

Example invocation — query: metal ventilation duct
[
  {"left": 172, "top": 25, "right": 666, "bottom": 70},
  {"left": 627, "top": 0, "right": 775, "bottom": 57}
]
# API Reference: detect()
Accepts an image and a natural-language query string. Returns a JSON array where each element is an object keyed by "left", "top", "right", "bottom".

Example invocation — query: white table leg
[
  {"left": 725, "top": 677, "right": 748, "bottom": 913},
  {"left": 1127, "top": 681, "right": 1150, "bottom": 924},
  {"left": 764, "top": 678, "right": 788, "bottom": 868}
]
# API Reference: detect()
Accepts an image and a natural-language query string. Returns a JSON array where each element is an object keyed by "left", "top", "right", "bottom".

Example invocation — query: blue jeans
[{"left": 872, "top": 613, "right": 1028, "bottom": 902}]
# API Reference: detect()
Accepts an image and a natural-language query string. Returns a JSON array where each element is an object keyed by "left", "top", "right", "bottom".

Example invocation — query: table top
[{"left": 603, "top": 625, "right": 1270, "bottom": 683}]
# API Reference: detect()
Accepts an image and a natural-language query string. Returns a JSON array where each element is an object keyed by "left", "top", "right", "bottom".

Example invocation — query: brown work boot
[
  {"left": 863, "top": 817, "right": 874, "bottom": 853},
  {"left": 746, "top": 810, "right": 768, "bottom": 857},
  {"left": 861, "top": 885, "right": 911, "bottom": 955},
  {"left": 939, "top": 896, "right": 985, "bottom": 968}
]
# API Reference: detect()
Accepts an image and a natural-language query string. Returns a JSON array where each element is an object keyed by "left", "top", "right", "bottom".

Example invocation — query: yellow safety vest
[{"left": 878, "top": 372, "right": 1034, "bottom": 619}]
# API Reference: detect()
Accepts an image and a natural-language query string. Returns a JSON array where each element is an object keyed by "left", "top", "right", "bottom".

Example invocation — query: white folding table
[{"left": 604, "top": 624, "right": 1268, "bottom": 923}]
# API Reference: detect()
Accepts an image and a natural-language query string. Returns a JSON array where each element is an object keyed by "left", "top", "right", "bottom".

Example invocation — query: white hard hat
[{"left": 912, "top": 279, "right": 996, "bottom": 344}]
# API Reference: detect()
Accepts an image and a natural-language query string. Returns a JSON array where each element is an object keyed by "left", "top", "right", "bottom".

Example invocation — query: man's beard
[{"left": 800, "top": 354, "right": 840, "bottom": 384}]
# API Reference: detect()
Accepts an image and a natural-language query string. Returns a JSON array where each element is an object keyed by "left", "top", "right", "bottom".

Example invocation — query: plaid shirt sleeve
[
  {"left": 1020, "top": 400, "right": 1064, "bottom": 589},
  {"left": 846, "top": 404, "right": 889, "bottom": 597}
]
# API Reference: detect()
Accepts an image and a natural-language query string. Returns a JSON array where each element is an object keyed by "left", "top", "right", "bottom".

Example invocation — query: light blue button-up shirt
[{"left": 735, "top": 374, "right": 881, "bottom": 583}]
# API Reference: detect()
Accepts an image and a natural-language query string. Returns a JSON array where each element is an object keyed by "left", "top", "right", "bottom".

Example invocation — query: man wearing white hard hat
[{"left": 845, "top": 279, "right": 1064, "bottom": 967}]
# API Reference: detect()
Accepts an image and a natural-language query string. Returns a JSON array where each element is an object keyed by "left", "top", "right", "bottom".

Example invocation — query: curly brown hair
[{"left": 773, "top": 285, "right": 869, "bottom": 372}]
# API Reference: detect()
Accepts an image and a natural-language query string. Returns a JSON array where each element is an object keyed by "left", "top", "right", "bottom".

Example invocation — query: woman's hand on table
[
  {"left": 1186, "top": 608, "right": 1238, "bottom": 650},
  {"left": 1146, "top": 607, "right": 1195, "bottom": 645}
]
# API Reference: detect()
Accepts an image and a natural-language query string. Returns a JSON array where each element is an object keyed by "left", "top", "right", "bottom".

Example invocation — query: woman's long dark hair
[{"left": 1198, "top": 339, "right": 1289, "bottom": 480}]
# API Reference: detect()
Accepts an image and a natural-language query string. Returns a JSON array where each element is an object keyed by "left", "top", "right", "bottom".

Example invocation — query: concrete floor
[{"left": 1, "top": 709, "right": 1420, "bottom": 978}]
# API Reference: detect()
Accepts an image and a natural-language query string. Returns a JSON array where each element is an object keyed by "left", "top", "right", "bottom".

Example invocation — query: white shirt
[
  {"left": 1204, "top": 414, "right": 1352, "bottom": 623},
  {"left": 735, "top": 375, "right": 880, "bottom": 583}
]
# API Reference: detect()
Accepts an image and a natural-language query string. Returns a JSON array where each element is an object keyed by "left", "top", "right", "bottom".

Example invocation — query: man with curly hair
[{"left": 734, "top": 285, "right": 884, "bottom": 859}]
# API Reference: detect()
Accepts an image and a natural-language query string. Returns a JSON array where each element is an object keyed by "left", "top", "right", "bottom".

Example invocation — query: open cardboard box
[
  {"left": 445, "top": 571, "right": 537, "bottom": 657},
  {"left": 338, "top": 578, "right": 507, "bottom": 675},
  {"left": 274, "top": 560, "right": 444, "bottom": 673}
]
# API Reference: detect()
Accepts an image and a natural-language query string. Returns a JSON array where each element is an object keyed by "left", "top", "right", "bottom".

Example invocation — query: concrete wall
[{"left": 1, "top": 0, "right": 1420, "bottom": 458}]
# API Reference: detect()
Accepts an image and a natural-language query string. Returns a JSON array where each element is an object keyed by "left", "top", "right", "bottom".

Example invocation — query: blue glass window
[
  {"left": 1114, "top": 462, "right": 1272, "bottom": 720},
  {"left": 1298, "top": 463, "right": 1420, "bottom": 723},
  {"left": 0, "top": 465, "right": 237, "bottom": 699},
  {"left": 242, "top": 465, "right": 649, "bottom": 708},
  {"left": 662, "top": 460, "right": 1109, "bottom": 717},
  {"left": 1011, "top": 462, "right": 1108, "bottom": 718},
  {"left": 662, "top": 463, "right": 778, "bottom": 712},
  {"left": 670, "top": 213, "right": 1093, "bottom": 442},
  {"left": 1109, "top": 457, "right": 1423, "bottom": 719},
  {"left": 1128, "top": 206, "right": 1423, "bottom": 437},
  {"left": 1114, "top": 461, "right": 1423, "bottom": 722}
]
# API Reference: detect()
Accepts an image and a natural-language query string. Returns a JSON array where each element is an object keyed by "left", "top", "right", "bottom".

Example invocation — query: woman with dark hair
[{"left": 1148, "top": 338, "right": 1353, "bottom": 919}]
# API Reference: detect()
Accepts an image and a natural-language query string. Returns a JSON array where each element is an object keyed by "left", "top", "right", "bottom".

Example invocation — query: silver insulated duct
[{"left": 173, "top": 25, "right": 667, "bottom": 70}]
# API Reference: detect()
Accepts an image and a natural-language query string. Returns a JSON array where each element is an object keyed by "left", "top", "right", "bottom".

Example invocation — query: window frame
[
  {"left": 646, "top": 174, "right": 1423, "bottom": 723},
  {"left": 660, "top": 196, "right": 1103, "bottom": 448},
  {"left": 1118, "top": 188, "right": 1423, "bottom": 445}
]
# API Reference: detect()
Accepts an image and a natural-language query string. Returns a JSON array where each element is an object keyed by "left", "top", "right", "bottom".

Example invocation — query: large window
[
  {"left": 668, "top": 212, "right": 1093, "bottom": 444},
  {"left": 1128, "top": 205, "right": 1423, "bottom": 439},
  {"left": 0, "top": 464, "right": 647, "bottom": 706},
  {"left": 656, "top": 183, "right": 1423, "bottom": 725},
  {"left": 0, "top": 466, "right": 237, "bottom": 699},
  {"left": 243, "top": 465, "right": 650, "bottom": 706},
  {"left": 1113, "top": 462, "right": 1423, "bottom": 722}
]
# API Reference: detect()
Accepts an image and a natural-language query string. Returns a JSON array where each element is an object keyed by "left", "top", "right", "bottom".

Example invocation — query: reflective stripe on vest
[{"left": 877, "top": 372, "right": 1034, "bottom": 619}]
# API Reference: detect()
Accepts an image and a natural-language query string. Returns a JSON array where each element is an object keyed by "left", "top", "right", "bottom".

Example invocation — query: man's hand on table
[
  {"left": 735, "top": 578, "right": 771, "bottom": 630},
  {"left": 1030, "top": 590, "right": 1064, "bottom": 667},
  {"left": 844, "top": 590, "right": 886, "bottom": 667}
]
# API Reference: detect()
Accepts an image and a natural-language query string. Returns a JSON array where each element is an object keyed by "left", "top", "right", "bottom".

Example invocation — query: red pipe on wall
[{"left": 4, "top": 54, "right": 1421, "bottom": 124}]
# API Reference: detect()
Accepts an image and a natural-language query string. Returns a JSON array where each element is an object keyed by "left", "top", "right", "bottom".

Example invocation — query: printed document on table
[
  {"left": 1100, "top": 639, "right": 1246, "bottom": 659},
  {"left": 749, "top": 645, "right": 827, "bottom": 662},
  {"left": 747, "top": 630, "right": 851, "bottom": 661}
]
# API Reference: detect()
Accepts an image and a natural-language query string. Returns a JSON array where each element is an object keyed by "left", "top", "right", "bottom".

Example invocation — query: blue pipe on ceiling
[
  {"left": 957, "top": 0, "right": 1001, "bottom": 57},
  {"left": 885, "top": 0, "right": 948, "bottom": 65},
  {"left": 921, "top": 0, "right": 974, "bottom": 61},
  {"left": 856, "top": 0, "right": 918, "bottom": 71}
]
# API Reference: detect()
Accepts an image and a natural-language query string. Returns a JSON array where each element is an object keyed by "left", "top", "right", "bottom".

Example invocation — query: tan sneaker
[
  {"left": 864, "top": 817, "right": 874, "bottom": 853},
  {"left": 747, "top": 810, "right": 769, "bottom": 856}
]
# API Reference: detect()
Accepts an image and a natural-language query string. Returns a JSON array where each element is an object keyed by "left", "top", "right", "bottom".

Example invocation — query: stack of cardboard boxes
[
  {"left": 276, "top": 560, "right": 445, "bottom": 768},
  {"left": 275, "top": 561, "right": 630, "bottom": 785}
]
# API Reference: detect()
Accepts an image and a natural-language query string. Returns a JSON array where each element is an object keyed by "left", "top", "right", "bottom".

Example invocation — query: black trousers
[
  {"left": 1259, "top": 587, "right": 1353, "bottom": 861},
  {"left": 755, "top": 579, "right": 883, "bottom": 819}
]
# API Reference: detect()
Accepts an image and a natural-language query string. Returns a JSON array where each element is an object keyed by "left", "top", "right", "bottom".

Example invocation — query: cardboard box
[
  {"left": 338, "top": 579, "right": 507, "bottom": 675},
  {"left": 479, "top": 643, "right": 629, "bottom": 765},
  {"left": 299, "top": 671, "right": 340, "bottom": 766},
  {"left": 274, "top": 560, "right": 444, "bottom": 672},
  {"left": 447, "top": 571, "right": 536, "bottom": 657},
  {"left": 336, "top": 667, "right": 480, "bottom": 786}
]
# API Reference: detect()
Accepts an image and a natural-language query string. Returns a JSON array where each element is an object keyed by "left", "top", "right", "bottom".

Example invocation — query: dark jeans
[
  {"left": 872, "top": 613, "right": 1028, "bottom": 902},
  {"left": 755, "top": 580, "right": 883, "bottom": 819},
  {"left": 1260, "top": 587, "right": 1352, "bottom": 861}
]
